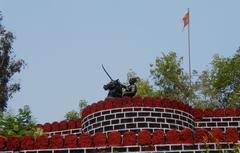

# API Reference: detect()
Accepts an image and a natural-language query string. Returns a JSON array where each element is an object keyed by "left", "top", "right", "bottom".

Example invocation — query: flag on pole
[{"left": 182, "top": 10, "right": 189, "bottom": 28}]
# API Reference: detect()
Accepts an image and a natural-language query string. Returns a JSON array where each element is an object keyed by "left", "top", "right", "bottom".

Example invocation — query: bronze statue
[{"left": 123, "top": 77, "right": 138, "bottom": 97}]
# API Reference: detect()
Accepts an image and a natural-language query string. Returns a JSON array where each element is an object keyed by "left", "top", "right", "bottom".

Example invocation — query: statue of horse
[{"left": 103, "top": 79, "right": 125, "bottom": 98}]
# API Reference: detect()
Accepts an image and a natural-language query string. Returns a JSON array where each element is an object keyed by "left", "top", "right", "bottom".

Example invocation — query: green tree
[
  {"left": 150, "top": 52, "right": 193, "bottom": 101},
  {"left": 0, "top": 12, "right": 25, "bottom": 112},
  {"left": 64, "top": 110, "right": 79, "bottom": 120},
  {"left": 79, "top": 99, "right": 87, "bottom": 117}
]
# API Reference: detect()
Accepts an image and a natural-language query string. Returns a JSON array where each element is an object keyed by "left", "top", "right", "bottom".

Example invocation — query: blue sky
[{"left": 1, "top": 1, "right": 240, "bottom": 123}]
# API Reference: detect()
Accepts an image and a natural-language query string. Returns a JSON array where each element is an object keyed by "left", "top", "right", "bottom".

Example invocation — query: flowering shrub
[
  {"left": 143, "top": 97, "right": 153, "bottom": 107},
  {"left": 162, "top": 98, "right": 171, "bottom": 108},
  {"left": 51, "top": 122, "right": 60, "bottom": 131},
  {"left": 123, "top": 131, "right": 136, "bottom": 146},
  {"left": 68, "top": 119, "right": 76, "bottom": 129},
  {"left": 7, "top": 136, "right": 20, "bottom": 151},
  {"left": 132, "top": 96, "right": 142, "bottom": 106},
  {"left": 108, "top": 131, "right": 121, "bottom": 146},
  {"left": 64, "top": 134, "right": 78, "bottom": 148},
  {"left": 93, "top": 132, "right": 107, "bottom": 147},
  {"left": 76, "top": 118, "right": 82, "bottom": 128},
  {"left": 152, "top": 130, "right": 165, "bottom": 144},
  {"left": 153, "top": 97, "right": 162, "bottom": 107},
  {"left": 235, "top": 107, "right": 240, "bottom": 116},
  {"left": 193, "top": 108, "right": 204, "bottom": 120},
  {"left": 225, "top": 128, "right": 238, "bottom": 143},
  {"left": 90, "top": 103, "right": 97, "bottom": 113},
  {"left": 170, "top": 100, "right": 178, "bottom": 109},
  {"left": 112, "top": 98, "right": 122, "bottom": 108},
  {"left": 49, "top": 135, "right": 63, "bottom": 149},
  {"left": 82, "top": 105, "right": 91, "bottom": 118},
  {"left": 138, "top": 130, "right": 151, "bottom": 145},
  {"left": 204, "top": 108, "right": 214, "bottom": 117},
  {"left": 0, "top": 136, "right": 6, "bottom": 151},
  {"left": 122, "top": 97, "right": 132, "bottom": 107},
  {"left": 79, "top": 133, "right": 92, "bottom": 147},
  {"left": 209, "top": 128, "right": 224, "bottom": 143},
  {"left": 20, "top": 136, "right": 34, "bottom": 150},
  {"left": 43, "top": 123, "right": 51, "bottom": 132},
  {"left": 195, "top": 128, "right": 208, "bottom": 143},
  {"left": 177, "top": 101, "right": 186, "bottom": 111},
  {"left": 225, "top": 107, "right": 235, "bottom": 116},
  {"left": 96, "top": 100, "right": 105, "bottom": 111},
  {"left": 105, "top": 98, "right": 113, "bottom": 109},
  {"left": 166, "top": 130, "right": 180, "bottom": 144},
  {"left": 35, "top": 135, "right": 49, "bottom": 149},
  {"left": 180, "top": 128, "right": 193, "bottom": 144},
  {"left": 59, "top": 120, "right": 68, "bottom": 131},
  {"left": 214, "top": 108, "right": 225, "bottom": 117}
]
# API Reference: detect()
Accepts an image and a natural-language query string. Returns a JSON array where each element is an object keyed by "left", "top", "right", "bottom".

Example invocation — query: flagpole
[{"left": 187, "top": 8, "right": 192, "bottom": 100}]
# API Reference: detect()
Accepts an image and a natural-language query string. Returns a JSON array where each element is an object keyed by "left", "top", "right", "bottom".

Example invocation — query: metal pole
[{"left": 187, "top": 8, "right": 192, "bottom": 99}]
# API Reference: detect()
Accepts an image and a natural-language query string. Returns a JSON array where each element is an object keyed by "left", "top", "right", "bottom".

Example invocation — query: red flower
[
  {"left": 225, "top": 107, "right": 235, "bottom": 116},
  {"left": 0, "top": 136, "right": 6, "bottom": 151},
  {"left": 68, "top": 119, "right": 76, "bottom": 129},
  {"left": 162, "top": 98, "right": 171, "bottom": 108},
  {"left": 20, "top": 136, "right": 34, "bottom": 150},
  {"left": 43, "top": 123, "right": 51, "bottom": 132},
  {"left": 79, "top": 133, "right": 92, "bottom": 147},
  {"left": 96, "top": 100, "right": 105, "bottom": 111},
  {"left": 225, "top": 128, "right": 238, "bottom": 143},
  {"left": 90, "top": 103, "right": 97, "bottom": 114},
  {"left": 122, "top": 97, "right": 132, "bottom": 107},
  {"left": 214, "top": 108, "right": 225, "bottom": 117},
  {"left": 170, "top": 100, "right": 178, "bottom": 109},
  {"left": 82, "top": 105, "right": 91, "bottom": 118},
  {"left": 193, "top": 108, "right": 204, "bottom": 120},
  {"left": 76, "top": 118, "right": 82, "bottom": 128},
  {"left": 49, "top": 135, "right": 63, "bottom": 149},
  {"left": 235, "top": 107, "right": 240, "bottom": 116},
  {"left": 153, "top": 97, "right": 162, "bottom": 107},
  {"left": 59, "top": 120, "right": 68, "bottom": 131},
  {"left": 143, "top": 97, "right": 153, "bottom": 107},
  {"left": 64, "top": 134, "right": 78, "bottom": 148},
  {"left": 152, "top": 130, "right": 165, "bottom": 144},
  {"left": 108, "top": 131, "right": 121, "bottom": 146},
  {"left": 194, "top": 128, "right": 208, "bottom": 143},
  {"left": 177, "top": 101, "right": 186, "bottom": 111},
  {"left": 132, "top": 96, "right": 142, "bottom": 107},
  {"left": 7, "top": 136, "right": 20, "bottom": 151},
  {"left": 105, "top": 98, "right": 113, "bottom": 109},
  {"left": 204, "top": 108, "right": 214, "bottom": 117},
  {"left": 35, "top": 135, "right": 49, "bottom": 149},
  {"left": 180, "top": 128, "right": 194, "bottom": 144},
  {"left": 209, "top": 128, "right": 224, "bottom": 143},
  {"left": 166, "top": 130, "right": 180, "bottom": 144},
  {"left": 112, "top": 98, "right": 122, "bottom": 108},
  {"left": 123, "top": 131, "right": 136, "bottom": 146},
  {"left": 51, "top": 121, "right": 60, "bottom": 131},
  {"left": 93, "top": 132, "right": 107, "bottom": 147},
  {"left": 138, "top": 130, "right": 151, "bottom": 145}
]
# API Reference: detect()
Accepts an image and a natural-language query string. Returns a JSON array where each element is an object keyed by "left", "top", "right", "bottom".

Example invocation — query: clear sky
[{"left": 1, "top": 1, "right": 240, "bottom": 124}]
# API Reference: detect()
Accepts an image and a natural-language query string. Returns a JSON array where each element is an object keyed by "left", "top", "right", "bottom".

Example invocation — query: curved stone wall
[{"left": 81, "top": 107, "right": 195, "bottom": 135}]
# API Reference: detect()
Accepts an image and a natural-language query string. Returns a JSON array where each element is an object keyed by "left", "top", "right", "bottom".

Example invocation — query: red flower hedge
[
  {"left": 59, "top": 120, "right": 68, "bottom": 131},
  {"left": 235, "top": 107, "right": 240, "bottom": 116},
  {"left": 7, "top": 136, "right": 20, "bottom": 151},
  {"left": 162, "top": 98, "right": 171, "bottom": 108},
  {"left": 225, "top": 107, "right": 235, "bottom": 116},
  {"left": 79, "top": 133, "right": 92, "bottom": 147},
  {"left": 170, "top": 100, "right": 178, "bottom": 109},
  {"left": 204, "top": 108, "right": 214, "bottom": 117},
  {"left": 153, "top": 97, "right": 162, "bottom": 107},
  {"left": 90, "top": 103, "right": 97, "bottom": 113},
  {"left": 49, "top": 135, "right": 63, "bottom": 149},
  {"left": 177, "top": 101, "right": 186, "bottom": 111},
  {"left": 152, "top": 130, "right": 165, "bottom": 144},
  {"left": 35, "top": 135, "right": 49, "bottom": 149},
  {"left": 123, "top": 131, "right": 136, "bottom": 146},
  {"left": 64, "top": 134, "right": 78, "bottom": 148},
  {"left": 138, "top": 130, "right": 151, "bottom": 145},
  {"left": 180, "top": 128, "right": 194, "bottom": 144},
  {"left": 108, "top": 131, "right": 121, "bottom": 146},
  {"left": 225, "top": 128, "right": 238, "bottom": 143},
  {"left": 214, "top": 108, "right": 225, "bottom": 117},
  {"left": 122, "top": 97, "right": 132, "bottom": 107},
  {"left": 68, "top": 119, "right": 76, "bottom": 129},
  {"left": 132, "top": 96, "right": 142, "bottom": 107},
  {"left": 112, "top": 98, "right": 122, "bottom": 108},
  {"left": 20, "top": 136, "right": 34, "bottom": 150},
  {"left": 76, "top": 118, "right": 82, "bottom": 128},
  {"left": 193, "top": 108, "right": 204, "bottom": 120},
  {"left": 51, "top": 122, "right": 60, "bottom": 131},
  {"left": 195, "top": 128, "right": 208, "bottom": 143},
  {"left": 105, "top": 98, "right": 113, "bottom": 109},
  {"left": 209, "top": 128, "right": 224, "bottom": 143},
  {"left": 0, "top": 136, "right": 6, "bottom": 151},
  {"left": 93, "top": 132, "right": 107, "bottom": 147},
  {"left": 96, "top": 100, "right": 105, "bottom": 111},
  {"left": 166, "top": 130, "right": 180, "bottom": 144},
  {"left": 43, "top": 123, "right": 51, "bottom": 132},
  {"left": 143, "top": 97, "right": 153, "bottom": 107}
]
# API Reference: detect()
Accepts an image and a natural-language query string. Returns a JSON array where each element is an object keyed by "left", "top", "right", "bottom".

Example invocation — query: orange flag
[{"left": 183, "top": 11, "right": 189, "bottom": 28}]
